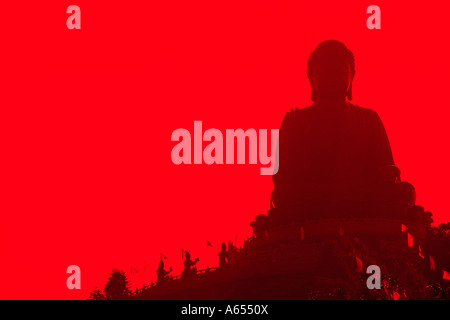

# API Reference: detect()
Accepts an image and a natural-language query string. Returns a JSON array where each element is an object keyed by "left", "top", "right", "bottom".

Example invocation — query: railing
[{"left": 130, "top": 266, "right": 220, "bottom": 296}]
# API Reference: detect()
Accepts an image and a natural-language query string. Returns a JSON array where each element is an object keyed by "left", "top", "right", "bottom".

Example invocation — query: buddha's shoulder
[
  {"left": 348, "top": 103, "right": 382, "bottom": 120},
  {"left": 283, "top": 105, "right": 314, "bottom": 120},
  {"left": 279, "top": 107, "right": 310, "bottom": 129}
]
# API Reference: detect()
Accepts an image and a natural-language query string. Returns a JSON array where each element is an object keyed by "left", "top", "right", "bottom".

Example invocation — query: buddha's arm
[
  {"left": 372, "top": 112, "right": 395, "bottom": 167},
  {"left": 272, "top": 110, "right": 293, "bottom": 188}
]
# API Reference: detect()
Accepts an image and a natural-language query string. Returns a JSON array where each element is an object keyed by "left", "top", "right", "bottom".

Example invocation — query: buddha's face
[{"left": 312, "top": 60, "right": 352, "bottom": 99}]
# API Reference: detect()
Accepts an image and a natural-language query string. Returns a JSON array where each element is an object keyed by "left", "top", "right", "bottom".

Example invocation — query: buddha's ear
[{"left": 346, "top": 80, "right": 353, "bottom": 101}]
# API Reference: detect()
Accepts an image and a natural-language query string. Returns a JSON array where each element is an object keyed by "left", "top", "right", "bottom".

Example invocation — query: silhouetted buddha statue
[{"left": 270, "top": 40, "right": 395, "bottom": 222}]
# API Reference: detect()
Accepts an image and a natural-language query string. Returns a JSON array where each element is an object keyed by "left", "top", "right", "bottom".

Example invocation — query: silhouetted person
[
  {"left": 157, "top": 260, "right": 172, "bottom": 283},
  {"left": 182, "top": 251, "right": 199, "bottom": 277},
  {"left": 271, "top": 40, "right": 394, "bottom": 221},
  {"left": 218, "top": 242, "right": 229, "bottom": 268}
]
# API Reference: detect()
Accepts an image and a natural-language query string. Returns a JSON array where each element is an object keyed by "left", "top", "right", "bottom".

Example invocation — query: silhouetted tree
[
  {"left": 103, "top": 268, "right": 131, "bottom": 300},
  {"left": 438, "top": 222, "right": 450, "bottom": 235},
  {"left": 88, "top": 288, "right": 105, "bottom": 300}
]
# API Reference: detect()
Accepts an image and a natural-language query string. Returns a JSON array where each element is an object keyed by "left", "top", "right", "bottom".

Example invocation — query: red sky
[{"left": 0, "top": 1, "right": 449, "bottom": 299}]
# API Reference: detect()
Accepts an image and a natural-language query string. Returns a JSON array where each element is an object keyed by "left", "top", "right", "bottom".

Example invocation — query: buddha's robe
[{"left": 272, "top": 102, "right": 394, "bottom": 214}]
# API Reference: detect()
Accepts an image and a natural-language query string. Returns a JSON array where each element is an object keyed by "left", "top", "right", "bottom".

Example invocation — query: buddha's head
[{"left": 307, "top": 40, "right": 355, "bottom": 102}]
